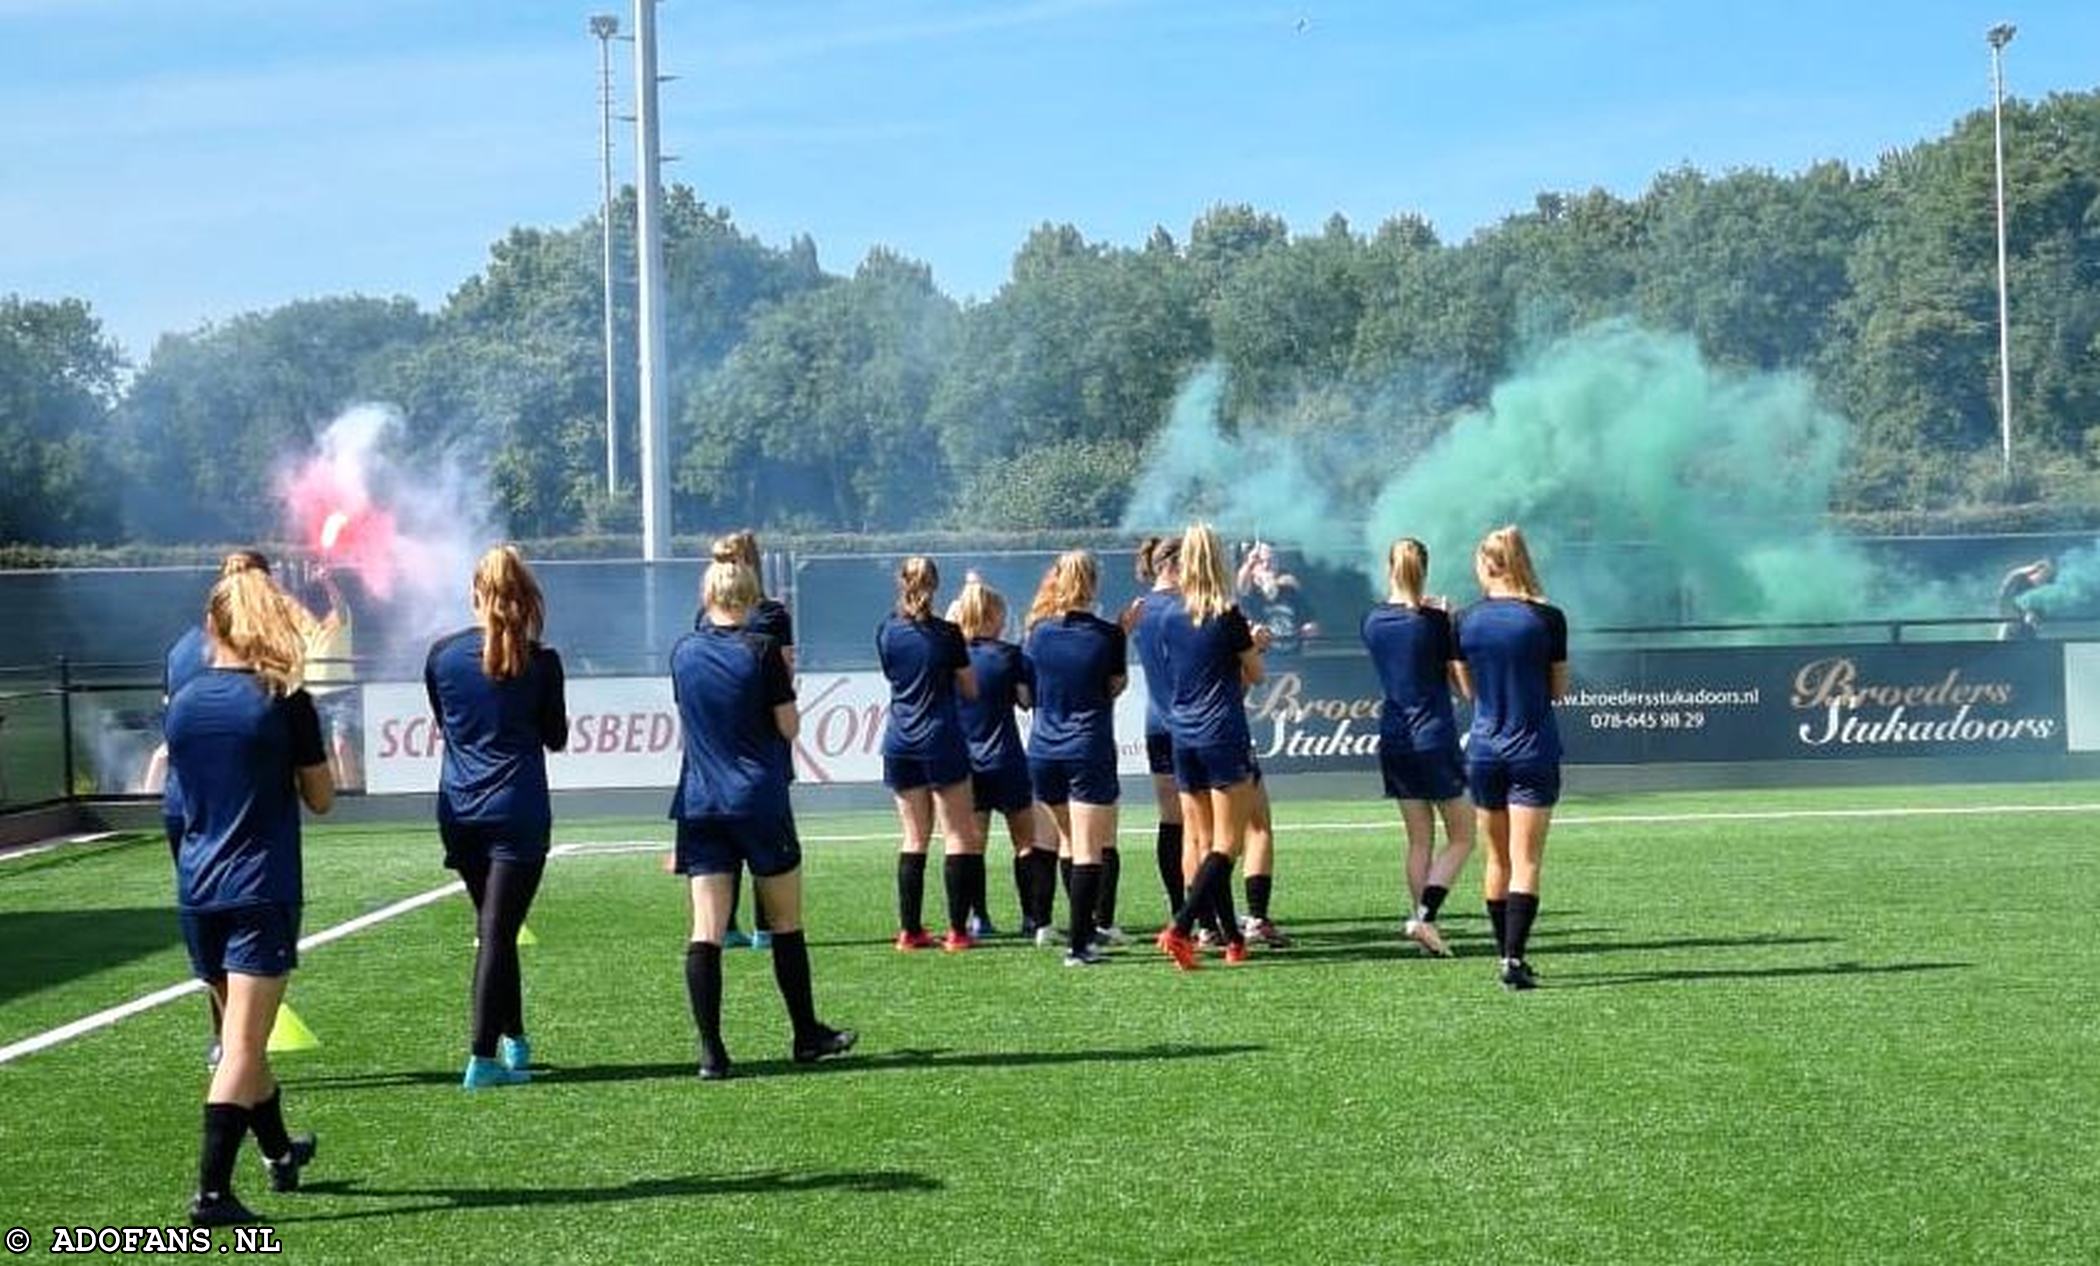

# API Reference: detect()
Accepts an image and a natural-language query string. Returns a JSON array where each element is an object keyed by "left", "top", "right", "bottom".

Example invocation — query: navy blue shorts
[
  {"left": 972, "top": 763, "right": 1035, "bottom": 816},
  {"left": 181, "top": 903, "right": 300, "bottom": 981},
  {"left": 1029, "top": 756, "right": 1120, "bottom": 807},
  {"left": 1467, "top": 759, "right": 1563, "bottom": 811},
  {"left": 1172, "top": 742, "right": 1256, "bottom": 794},
  {"left": 675, "top": 812, "right": 802, "bottom": 879},
  {"left": 441, "top": 819, "right": 552, "bottom": 870},
  {"left": 1144, "top": 732, "right": 1175, "bottom": 776},
  {"left": 164, "top": 816, "right": 183, "bottom": 861},
  {"left": 883, "top": 748, "right": 972, "bottom": 793},
  {"left": 1380, "top": 742, "right": 1467, "bottom": 802}
]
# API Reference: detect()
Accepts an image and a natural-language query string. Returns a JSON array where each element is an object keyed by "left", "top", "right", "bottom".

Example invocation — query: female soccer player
[
  {"left": 166, "top": 567, "right": 331, "bottom": 1226},
  {"left": 1023, "top": 551, "right": 1128, "bottom": 966},
  {"left": 707, "top": 530, "right": 794, "bottom": 949},
  {"left": 1361, "top": 538, "right": 1474, "bottom": 956},
  {"left": 1154, "top": 523, "right": 1267, "bottom": 970},
  {"left": 1124, "top": 537, "right": 1187, "bottom": 917},
  {"left": 877, "top": 556, "right": 984, "bottom": 952},
  {"left": 671, "top": 553, "right": 855, "bottom": 1080},
  {"left": 1452, "top": 525, "right": 1569, "bottom": 991},
  {"left": 950, "top": 578, "right": 1060, "bottom": 945},
  {"left": 425, "top": 546, "right": 569, "bottom": 1088}
]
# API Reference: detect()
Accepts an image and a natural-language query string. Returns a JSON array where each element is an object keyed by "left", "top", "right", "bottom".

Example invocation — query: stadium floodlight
[
  {"left": 633, "top": 0, "right": 672, "bottom": 561},
  {"left": 590, "top": 15, "right": 621, "bottom": 499},
  {"left": 1987, "top": 22, "right": 2016, "bottom": 482}
]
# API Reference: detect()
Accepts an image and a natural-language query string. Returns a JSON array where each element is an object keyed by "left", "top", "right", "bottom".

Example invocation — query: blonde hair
[
  {"left": 220, "top": 549, "right": 271, "bottom": 579},
  {"left": 1476, "top": 525, "right": 1544, "bottom": 601},
  {"left": 1386, "top": 538, "right": 1428, "bottom": 605},
  {"left": 1179, "top": 523, "right": 1233, "bottom": 624},
  {"left": 952, "top": 576, "right": 1008, "bottom": 640},
  {"left": 473, "top": 546, "right": 546, "bottom": 679},
  {"left": 711, "top": 530, "right": 769, "bottom": 599},
  {"left": 205, "top": 569, "right": 306, "bottom": 696},
  {"left": 1135, "top": 535, "right": 1181, "bottom": 585},
  {"left": 896, "top": 556, "right": 940, "bottom": 621},
  {"left": 704, "top": 558, "right": 761, "bottom": 617},
  {"left": 1027, "top": 550, "right": 1099, "bottom": 628}
]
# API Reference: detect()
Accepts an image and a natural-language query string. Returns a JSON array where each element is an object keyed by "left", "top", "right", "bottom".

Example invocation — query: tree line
[{"left": 5, "top": 90, "right": 2099, "bottom": 551}]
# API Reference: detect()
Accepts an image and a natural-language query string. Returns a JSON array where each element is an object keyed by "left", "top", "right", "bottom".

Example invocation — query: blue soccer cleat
[
  {"left": 499, "top": 1035, "right": 531, "bottom": 1072},
  {"left": 723, "top": 928, "right": 753, "bottom": 949},
  {"left": 462, "top": 1055, "right": 530, "bottom": 1090},
  {"left": 748, "top": 930, "right": 773, "bottom": 950}
]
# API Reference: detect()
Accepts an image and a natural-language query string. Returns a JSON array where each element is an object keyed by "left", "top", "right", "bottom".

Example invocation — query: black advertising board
[{"left": 1245, "top": 641, "right": 2067, "bottom": 770}]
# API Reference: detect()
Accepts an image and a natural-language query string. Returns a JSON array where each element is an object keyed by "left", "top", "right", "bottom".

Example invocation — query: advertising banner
[{"left": 2066, "top": 643, "right": 2100, "bottom": 754}]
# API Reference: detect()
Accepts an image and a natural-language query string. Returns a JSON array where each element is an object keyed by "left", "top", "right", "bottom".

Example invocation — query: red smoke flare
[{"left": 281, "top": 457, "right": 399, "bottom": 598}]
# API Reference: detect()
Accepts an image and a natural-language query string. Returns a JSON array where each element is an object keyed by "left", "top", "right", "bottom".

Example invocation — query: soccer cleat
[
  {"left": 1404, "top": 918, "right": 1452, "bottom": 958},
  {"left": 264, "top": 1132, "right": 317, "bottom": 1193},
  {"left": 1194, "top": 926, "right": 1221, "bottom": 949},
  {"left": 792, "top": 1025, "right": 859, "bottom": 1064},
  {"left": 1155, "top": 927, "right": 1199, "bottom": 972},
  {"left": 499, "top": 1034, "right": 532, "bottom": 1072},
  {"left": 966, "top": 912, "right": 999, "bottom": 939},
  {"left": 188, "top": 1191, "right": 259, "bottom": 1227},
  {"left": 1092, "top": 924, "right": 1129, "bottom": 948},
  {"left": 462, "top": 1055, "right": 531, "bottom": 1089},
  {"left": 1499, "top": 959, "right": 1539, "bottom": 992},
  {"left": 1223, "top": 940, "right": 1251, "bottom": 966},
  {"left": 749, "top": 930, "right": 773, "bottom": 951},
  {"left": 893, "top": 929, "right": 936, "bottom": 952},
  {"left": 723, "top": 928, "right": 753, "bottom": 949},
  {"left": 1034, "top": 926, "right": 1067, "bottom": 949},
  {"left": 1063, "top": 945, "right": 1107, "bottom": 967},
  {"left": 941, "top": 930, "right": 978, "bottom": 954},
  {"left": 1243, "top": 918, "right": 1293, "bottom": 948}
]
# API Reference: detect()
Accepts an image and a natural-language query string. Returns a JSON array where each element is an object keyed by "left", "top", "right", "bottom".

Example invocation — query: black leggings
[{"left": 458, "top": 856, "right": 546, "bottom": 1058}]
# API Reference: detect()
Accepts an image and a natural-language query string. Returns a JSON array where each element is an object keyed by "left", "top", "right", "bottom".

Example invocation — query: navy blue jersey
[
  {"left": 1360, "top": 603, "right": 1460, "bottom": 753},
  {"left": 1454, "top": 598, "right": 1569, "bottom": 764},
  {"left": 1129, "top": 589, "right": 1180, "bottom": 738},
  {"left": 424, "top": 629, "right": 568, "bottom": 829},
  {"left": 876, "top": 614, "right": 970, "bottom": 760},
  {"left": 1024, "top": 612, "right": 1127, "bottom": 762},
  {"left": 166, "top": 671, "right": 325, "bottom": 910},
  {"left": 701, "top": 597, "right": 794, "bottom": 649},
  {"left": 161, "top": 625, "right": 212, "bottom": 823},
  {"left": 669, "top": 623, "right": 797, "bottom": 819},
  {"left": 959, "top": 638, "right": 1031, "bottom": 773},
  {"left": 1162, "top": 604, "right": 1256, "bottom": 750}
]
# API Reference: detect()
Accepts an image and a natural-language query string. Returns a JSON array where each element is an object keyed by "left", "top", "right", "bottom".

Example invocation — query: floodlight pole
[
  {"left": 1988, "top": 22, "right": 2016, "bottom": 484},
  {"left": 633, "top": 0, "right": 672, "bottom": 560},
  {"left": 590, "top": 14, "right": 621, "bottom": 499}
]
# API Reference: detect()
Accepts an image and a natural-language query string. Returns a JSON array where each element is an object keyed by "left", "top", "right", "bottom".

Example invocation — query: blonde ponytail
[
  {"left": 1179, "top": 523, "right": 1232, "bottom": 624},
  {"left": 1026, "top": 550, "right": 1100, "bottom": 629},
  {"left": 473, "top": 545, "right": 546, "bottom": 679},
  {"left": 1386, "top": 538, "right": 1428, "bottom": 605},
  {"left": 1476, "top": 525, "right": 1544, "bottom": 601},
  {"left": 205, "top": 570, "right": 307, "bottom": 696},
  {"left": 896, "top": 556, "right": 939, "bottom": 621}
]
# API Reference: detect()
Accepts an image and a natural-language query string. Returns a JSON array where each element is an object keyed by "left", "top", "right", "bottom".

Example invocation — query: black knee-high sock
[
  {"left": 1505, "top": 891, "right": 1540, "bottom": 962},
  {"left": 767, "top": 929, "right": 820, "bottom": 1043},
  {"left": 896, "top": 853, "right": 927, "bottom": 934},
  {"left": 1245, "top": 873, "right": 1273, "bottom": 922},
  {"left": 1214, "top": 871, "right": 1244, "bottom": 945},
  {"left": 964, "top": 854, "right": 989, "bottom": 925},
  {"left": 1487, "top": 898, "right": 1509, "bottom": 958},
  {"left": 1013, "top": 854, "right": 1033, "bottom": 924},
  {"left": 198, "top": 1102, "right": 250, "bottom": 1197},
  {"left": 684, "top": 941, "right": 726, "bottom": 1063},
  {"left": 249, "top": 1088, "right": 292, "bottom": 1161},
  {"left": 1174, "top": 853, "right": 1234, "bottom": 936},
  {"left": 1029, "top": 848, "right": 1060, "bottom": 927},
  {"left": 1068, "top": 863, "right": 1103, "bottom": 952},
  {"left": 1059, "top": 856, "right": 1074, "bottom": 901},
  {"left": 1097, "top": 846, "right": 1121, "bottom": 927},
  {"left": 1417, "top": 884, "right": 1449, "bottom": 923},
  {"left": 1155, "top": 822, "right": 1185, "bottom": 914},
  {"left": 942, "top": 855, "right": 969, "bottom": 935}
]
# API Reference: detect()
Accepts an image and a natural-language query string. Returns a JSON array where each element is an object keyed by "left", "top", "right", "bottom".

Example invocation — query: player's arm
[
  {"left": 764, "top": 641, "right": 800, "bottom": 742},
  {"left": 289, "top": 691, "right": 335, "bottom": 814}
]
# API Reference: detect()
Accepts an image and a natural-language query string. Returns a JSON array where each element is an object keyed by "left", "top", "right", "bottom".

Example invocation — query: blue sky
[{"left": 5, "top": 0, "right": 2097, "bottom": 358}]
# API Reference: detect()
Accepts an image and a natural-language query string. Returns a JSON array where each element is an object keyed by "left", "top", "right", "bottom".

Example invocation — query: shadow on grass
[
  {"left": 281, "top": 1169, "right": 941, "bottom": 1224},
  {"left": 291, "top": 1041, "right": 1266, "bottom": 1091},
  {"left": 0, "top": 906, "right": 182, "bottom": 1004},
  {"left": 1243, "top": 932, "right": 1842, "bottom": 968},
  {"left": 1549, "top": 960, "right": 1972, "bottom": 989}
]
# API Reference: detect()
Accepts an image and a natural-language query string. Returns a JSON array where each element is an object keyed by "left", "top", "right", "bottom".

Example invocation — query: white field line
[
  {"left": 548, "top": 800, "right": 2100, "bottom": 853},
  {"left": 7, "top": 799, "right": 2097, "bottom": 1066},
  {"left": 0, "top": 844, "right": 57, "bottom": 864}
]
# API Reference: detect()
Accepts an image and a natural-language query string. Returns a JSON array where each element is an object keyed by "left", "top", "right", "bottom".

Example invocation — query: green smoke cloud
[
  {"left": 2017, "top": 543, "right": 2100, "bottom": 616},
  {"left": 1125, "top": 320, "right": 1929, "bottom": 624}
]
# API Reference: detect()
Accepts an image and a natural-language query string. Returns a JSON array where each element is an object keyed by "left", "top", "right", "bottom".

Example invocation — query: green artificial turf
[{"left": 1, "top": 783, "right": 2097, "bottom": 1263}]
